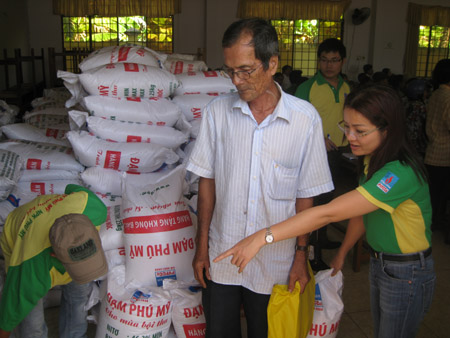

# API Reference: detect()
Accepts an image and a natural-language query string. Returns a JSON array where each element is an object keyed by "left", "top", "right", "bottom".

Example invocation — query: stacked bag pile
[
  {"left": 55, "top": 45, "right": 207, "bottom": 338},
  {"left": 0, "top": 93, "right": 85, "bottom": 223},
  {"left": 170, "top": 61, "right": 237, "bottom": 198}
]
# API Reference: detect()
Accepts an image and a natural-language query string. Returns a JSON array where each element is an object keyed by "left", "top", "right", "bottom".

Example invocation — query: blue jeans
[
  {"left": 369, "top": 253, "right": 435, "bottom": 338},
  {"left": 19, "top": 281, "right": 93, "bottom": 338}
]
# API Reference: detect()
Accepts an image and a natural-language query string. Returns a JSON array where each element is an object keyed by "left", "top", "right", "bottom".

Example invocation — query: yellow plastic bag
[{"left": 267, "top": 262, "right": 315, "bottom": 338}]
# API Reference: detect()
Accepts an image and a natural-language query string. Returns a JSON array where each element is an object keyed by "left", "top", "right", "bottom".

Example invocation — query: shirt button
[
  {"left": 244, "top": 211, "right": 247, "bottom": 215},
  {"left": 253, "top": 176, "right": 256, "bottom": 180},
  {"left": 251, "top": 200, "right": 255, "bottom": 204}
]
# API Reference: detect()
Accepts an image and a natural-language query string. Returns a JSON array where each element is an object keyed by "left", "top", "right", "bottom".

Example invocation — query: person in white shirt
[{"left": 186, "top": 18, "right": 333, "bottom": 338}]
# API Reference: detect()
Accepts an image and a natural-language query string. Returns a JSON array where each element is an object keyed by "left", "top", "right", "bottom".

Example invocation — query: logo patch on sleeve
[{"left": 376, "top": 172, "right": 399, "bottom": 193}]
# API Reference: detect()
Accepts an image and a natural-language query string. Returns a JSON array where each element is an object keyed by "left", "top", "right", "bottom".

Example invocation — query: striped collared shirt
[{"left": 186, "top": 89, "right": 333, "bottom": 294}]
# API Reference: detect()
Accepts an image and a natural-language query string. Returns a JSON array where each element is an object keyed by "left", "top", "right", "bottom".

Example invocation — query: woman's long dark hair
[{"left": 344, "top": 84, "right": 427, "bottom": 182}]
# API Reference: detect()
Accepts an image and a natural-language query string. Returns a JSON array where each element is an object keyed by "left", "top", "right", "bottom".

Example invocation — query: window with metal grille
[
  {"left": 417, "top": 25, "right": 450, "bottom": 78},
  {"left": 61, "top": 16, "right": 173, "bottom": 73},
  {"left": 271, "top": 19, "right": 343, "bottom": 77}
]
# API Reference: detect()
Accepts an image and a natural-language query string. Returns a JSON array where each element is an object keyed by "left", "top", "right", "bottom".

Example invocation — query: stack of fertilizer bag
[
  {"left": 171, "top": 66, "right": 237, "bottom": 200},
  {"left": 0, "top": 95, "right": 85, "bottom": 224},
  {"left": 57, "top": 45, "right": 205, "bottom": 337}
]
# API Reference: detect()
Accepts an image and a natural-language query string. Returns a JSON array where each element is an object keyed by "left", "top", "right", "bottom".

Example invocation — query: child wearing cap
[{"left": 0, "top": 184, "right": 107, "bottom": 338}]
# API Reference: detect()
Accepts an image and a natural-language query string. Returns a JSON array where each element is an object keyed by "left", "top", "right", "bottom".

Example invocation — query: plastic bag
[
  {"left": 268, "top": 262, "right": 315, "bottom": 338},
  {"left": 307, "top": 269, "right": 344, "bottom": 338}
]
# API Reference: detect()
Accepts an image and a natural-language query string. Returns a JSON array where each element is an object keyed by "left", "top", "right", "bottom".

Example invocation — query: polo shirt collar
[{"left": 316, "top": 70, "right": 345, "bottom": 90}]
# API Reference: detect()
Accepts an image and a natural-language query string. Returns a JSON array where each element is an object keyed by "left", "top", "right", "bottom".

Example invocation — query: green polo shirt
[
  {"left": 356, "top": 159, "right": 432, "bottom": 253},
  {"left": 295, "top": 71, "right": 350, "bottom": 146}
]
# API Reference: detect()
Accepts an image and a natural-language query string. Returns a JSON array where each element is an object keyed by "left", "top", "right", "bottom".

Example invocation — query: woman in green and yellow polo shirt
[{"left": 215, "top": 85, "right": 435, "bottom": 338}]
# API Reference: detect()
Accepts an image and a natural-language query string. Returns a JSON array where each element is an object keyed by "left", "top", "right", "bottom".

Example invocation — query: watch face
[{"left": 266, "top": 234, "right": 274, "bottom": 243}]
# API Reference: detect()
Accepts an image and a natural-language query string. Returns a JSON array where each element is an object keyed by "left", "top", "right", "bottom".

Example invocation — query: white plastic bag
[{"left": 307, "top": 269, "right": 344, "bottom": 338}]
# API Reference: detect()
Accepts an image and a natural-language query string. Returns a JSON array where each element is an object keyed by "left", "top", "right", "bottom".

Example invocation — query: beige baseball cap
[{"left": 49, "top": 213, "right": 108, "bottom": 284}]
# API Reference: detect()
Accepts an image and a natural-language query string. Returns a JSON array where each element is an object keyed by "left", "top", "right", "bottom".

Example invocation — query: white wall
[
  {"left": 342, "top": 0, "right": 374, "bottom": 81},
  {"left": 173, "top": 0, "right": 205, "bottom": 56}
]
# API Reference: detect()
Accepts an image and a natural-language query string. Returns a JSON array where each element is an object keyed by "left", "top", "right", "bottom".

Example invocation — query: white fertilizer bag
[
  {"left": 23, "top": 109, "right": 71, "bottom": 128},
  {"left": 82, "top": 165, "right": 177, "bottom": 197},
  {"left": 189, "top": 119, "right": 201, "bottom": 139},
  {"left": 0, "top": 100, "right": 18, "bottom": 126},
  {"left": 100, "top": 204, "right": 124, "bottom": 251},
  {"left": 96, "top": 265, "right": 173, "bottom": 338},
  {"left": 164, "top": 59, "right": 208, "bottom": 74},
  {"left": 104, "top": 247, "right": 126, "bottom": 273},
  {"left": 307, "top": 269, "right": 344, "bottom": 338},
  {"left": 19, "top": 169, "right": 80, "bottom": 182},
  {"left": 0, "top": 185, "right": 37, "bottom": 224},
  {"left": 174, "top": 71, "right": 236, "bottom": 96},
  {"left": 121, "top": 165, "right": 196, "bottom": 287},
  {"left": 167, "top": 53, "right": 196, "bottom": 61},
  {"left": 83, "top": 96, "right": 183, "bottom": 127},
  {"left": 81, "top": 166, "right": 123, "bottom": 195},
  {"left": 0, "top": 150, "right": 23, "bottom": 201},
  {"left": 79, "top": 46, "right": 162, "bottom": 72},
  {"left": 0, "top": 139, "right": 84, "bottom": 172},
  {"left": 1, "top": 123, "right": 69, "bottom": 146},
  {"left": 94, "top": 192, "right": 122, "bottom": 208},
  {"left": 16, "top": 179, "right": 83, "bottom": 196},
  {"left": 171, "top": 93, "right": 217, "bottom": 121},
  {"left": 85, "top": 116, "right": 189, "bottom": 149},
  {"left": 59, "top": 63, "right": 179, "bottom": 100},
  {"left": 165, "top": 282, "right": 205, "bottom": 338},
  {"left": 66, "top": 131, "right": 179, "bottom": 173}
]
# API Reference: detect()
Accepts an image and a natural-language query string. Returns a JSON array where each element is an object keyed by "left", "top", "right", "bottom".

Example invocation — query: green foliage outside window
[
  {"left": 62, "top": 16, "right": 172, "bottom": 51},
  {"left": 418, "top": 25, "right": 449, "bottom": 48},
  {"left": 417, "top": 25, "right": 450, "bottom": 77}
]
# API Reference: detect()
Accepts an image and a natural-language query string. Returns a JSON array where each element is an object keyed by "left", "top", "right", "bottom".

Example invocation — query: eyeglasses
[
  {"left": 337, "top": 120, "right": 380, "bottom": 138},
  {"left": 223, "top": 63, "right": 263, "bottom": 80},
  {"left": 319, "top": 58, "right": 342, "bottom": 64}
]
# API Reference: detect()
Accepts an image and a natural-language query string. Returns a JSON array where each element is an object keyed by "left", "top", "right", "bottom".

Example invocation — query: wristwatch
[
  {"left": 265, "top": 227, "right": 274, "bottom": 244},
  {"left": 295, "top": 244, "right": 309, "bottom": 252}
]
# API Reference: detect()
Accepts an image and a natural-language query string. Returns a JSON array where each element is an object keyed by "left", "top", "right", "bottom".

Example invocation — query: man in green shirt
[{"left": 295, "top": 38, "right": 351, "bottom": 270}]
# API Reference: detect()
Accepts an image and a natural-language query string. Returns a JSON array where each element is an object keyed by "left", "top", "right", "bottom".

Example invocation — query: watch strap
[{"left": 295, "top": 244, "right": 309, "bottom": 252}]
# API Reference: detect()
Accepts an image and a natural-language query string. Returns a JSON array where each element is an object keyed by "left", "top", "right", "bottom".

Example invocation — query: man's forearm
[{"left": 196, "top": 177, "right": 216, "bottom": 249}]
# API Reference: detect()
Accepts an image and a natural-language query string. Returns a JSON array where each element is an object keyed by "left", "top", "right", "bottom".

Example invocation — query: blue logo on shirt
[{"left": 376, "top": 172, "right": 399, "bottom": 193}]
